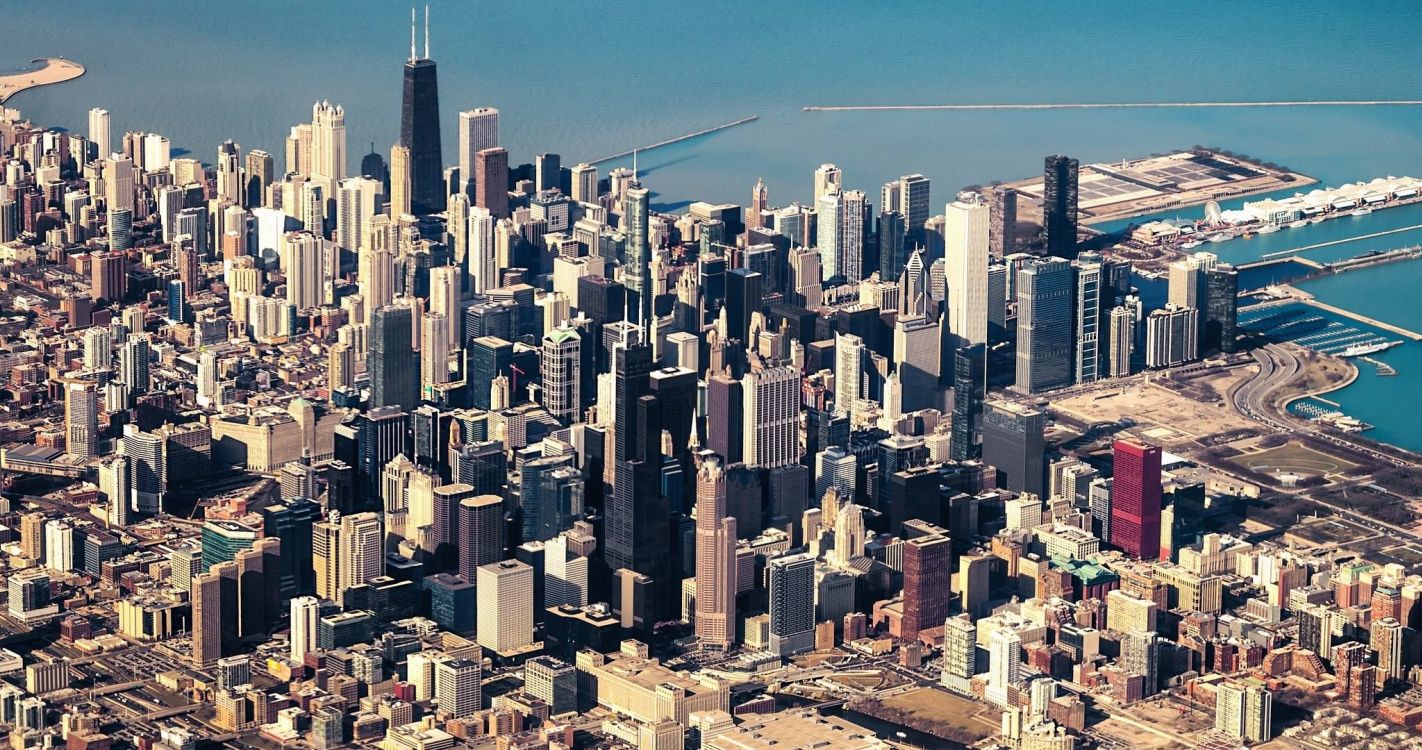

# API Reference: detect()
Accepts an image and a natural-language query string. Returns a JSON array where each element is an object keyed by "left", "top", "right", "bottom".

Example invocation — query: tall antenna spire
[
  {"left": 409, "top": 7, "right": 416, "bottom": 62},
  {"left": 424, "top": 4, "right": 430, "bottom": 59},
  {"left": 632, "top": 148, "right": 638, "bottom": 180}
]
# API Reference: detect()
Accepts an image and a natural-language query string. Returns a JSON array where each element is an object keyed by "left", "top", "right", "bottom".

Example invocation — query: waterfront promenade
[{"left": 0, "top": 58, "right": 85, "bottom": 104}]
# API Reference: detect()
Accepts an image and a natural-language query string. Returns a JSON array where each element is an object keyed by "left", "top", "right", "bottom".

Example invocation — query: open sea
[{"left": 6, "top": 0, "right": 1422, "bottom": 449}]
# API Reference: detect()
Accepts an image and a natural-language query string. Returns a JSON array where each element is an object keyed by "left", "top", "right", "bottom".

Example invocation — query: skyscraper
[
  {"left": 768, "top": 553, "right": 815, "bottom": 656},
  {"left": 570, "top": 163, "right": 597, "bottom": 204},
  {"left": 63, "top": 380, "right": 98, "bottom": 460},
  {"left": 541, "top": 326, "right": 582, "bottom": 424},
  {"left": 310, "top": 100, "right": 347, "bottom": 197},
  {"left": 743, "top": 364, "right": 800, "bottom": 469},
  {"left": 902, "top": 532, "right": 952, "bottom": 641},
  {"left": 399, "top": 8, "right": 443, "bottom": 214},
  {"left": 950, "top": 344, "right": 987, "bottom": 461},
  {"left": 191, "top": 570, "right": 223, "bottom": 665},
  {"left": 1110, "top": 439, "right": 1162, "bottom": 560},
  {"left": 88, "top": 108, "right": 110, "bottom": 163},
  {"left": 1014, "top": 256, "right": 1074, "bottom": 393},
  {"left": 289, "top": 596, "right": 320, "bottom": 663},
  {"left": 216, "top": 140, "right": 241, "bottom": 205},
  {"left": 457, "top": 494, "right": 504, "bottom": 584},
  {"left": 338, "top": 512, "right": 383, "bottom": 594},
  {"left": 986, "top": 627, "right": 1022, "bottom": 708},
  {"left": 457, "top": 108, "right": 499, "bottom": 196},
  {"left": 1043, "top": 155, "right": 1079, "bottom": 256},
  {"left": 988, "top": 185, "right": 1017, "bottom": 257},
  {"left": 371, "top": 304, "right": 419, "bottom": 412},
  {"left": 981, "top": 400, "right": 1046, "bottom": 498},
  {"left": 694, "top": 456, "right": 737, "bottom": 651},
  {"left": 474, "top": 147, "right": 509, "bottom": 219},
  {"left": 477, "top": 561, "right": 535, "bottom": 654},
  {"left": 945, "top": 192, "right": 989, "bottom": 348},
  {"left": 1204, "top": 264, "right": 1239, "bottom": 354},
  {"left": 623, "top": 186, "right": 651, "bottom": 325},
  {"left": 1073, "top": 259, "right": 1103, "bottom": 384},
  {"left": 244, "top": 149, "right": 274, "bottom": 208}
]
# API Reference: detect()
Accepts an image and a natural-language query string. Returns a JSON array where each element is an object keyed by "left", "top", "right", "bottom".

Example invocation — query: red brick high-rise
[
  {"left": 902, "top": 531, "right": 952, "bottom": 641},
  {"left": 1109, "top": 439, "right": 1162, "bottom": 560}
]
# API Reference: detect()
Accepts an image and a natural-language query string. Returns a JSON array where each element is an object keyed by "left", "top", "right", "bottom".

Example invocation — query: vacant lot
[{"left": 853, "top": 687, "right": 997, "bottom": 744}]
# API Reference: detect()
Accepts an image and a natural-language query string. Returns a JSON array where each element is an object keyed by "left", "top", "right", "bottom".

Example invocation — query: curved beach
[{"left": 0, "top": 57, "right": 86, "bottom": 104}]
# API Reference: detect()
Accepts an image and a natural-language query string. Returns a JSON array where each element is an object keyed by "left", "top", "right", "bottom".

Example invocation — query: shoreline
[{"left": 0, "top": 57, "right": 86, "bottom": 105}]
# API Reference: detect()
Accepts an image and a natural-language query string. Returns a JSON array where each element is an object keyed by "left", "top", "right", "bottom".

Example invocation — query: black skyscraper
[
  {"left": 1043, "top": 155, "right": 1079, "bottom": 256},
  {"left": 1204, "top": 265, "right": 1239, "bottom": 354},
  {"left": 371, "top": 304, "right": 419, "bottom": 413},
  {"left": 950, "top": 344, "right": 987, "bottom": 461},
  {"left": 401, "top": 15, "right": 444, "bottom": 215}
]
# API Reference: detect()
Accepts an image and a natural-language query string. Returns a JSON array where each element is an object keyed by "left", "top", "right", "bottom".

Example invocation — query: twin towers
[{"left": 401, "top": 5, "right": 444, "bottom": 215}]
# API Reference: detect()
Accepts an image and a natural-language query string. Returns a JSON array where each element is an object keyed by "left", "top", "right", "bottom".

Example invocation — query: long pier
[
  {"left": 1260, "top": 224, "right": 1422, "bottom": 259},
  {"left": 804, "top": 100, "right": 1422, "bottom": 112},
  {"left": 1288, "top": 291, "right": 1422, "bottom": 342},
  {"left": 588, "top": 115, "right": 758, "bottom": 165}
]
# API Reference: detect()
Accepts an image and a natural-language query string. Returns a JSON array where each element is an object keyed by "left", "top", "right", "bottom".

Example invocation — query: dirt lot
[
  {"left": 1051, "top": 372, "right": 1258, "bottom": 450},
  {"left": 858, "top": 687, "right": 998, "bottom": 743}
]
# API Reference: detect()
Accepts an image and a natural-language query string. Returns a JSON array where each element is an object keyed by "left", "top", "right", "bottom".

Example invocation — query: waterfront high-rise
[
  {"left": 457, "top": 108, "right": 499, "bottom": 196},
  {"left": 216, "top": 140, "right": 241, "bottom": 205},
  {"left": 244, "top": 149, "right": 274, "bottom": 208},
  {"left": 1108, "top": 306, "right": 1135, "bottom": 377},
  {"left": 474, "top": 147, "right": 509, "bottom": 219},
  {"left": 1110, "top": 439, "right": 1162, "bottom": 560},
  {"left": 310, "top": 100, "right": 347, "bottom": 197},
  {"left": 570, "top": 163, "right": 597, "bottom": 204},
  {"left": 1014, "top": 256, "right": 1074, "bottom": 393},
  {"left": 399, "top": 8, "right": 443, "bottom": 214},
  {"left": 945, "top": 192, "right": 989, "bottom": 348},
  {"left": 623, "top": 185, "right": 651, "bottom": 325},
  {"left": 88, "top": 108, "right": 110, "bottom": 162},
  {"left": 1043, "top": 154, "right": 1079, "bottom": 256},
  {"left": 988, "top": 185, "right": 1017, "bottom": 257},
  {"left": 694, "top": 456, "right": 737, "bottom": 651},
  {"left": 1204, "top": 264, "right": 1239, "bottom": 353}
]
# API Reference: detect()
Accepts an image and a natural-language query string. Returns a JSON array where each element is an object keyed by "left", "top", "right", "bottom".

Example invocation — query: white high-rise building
[
  {"left": 216, "top": 140, "right": 241, "bottom": 205},
  {"left": 544, "top": 533, "right": 588, "bottom": 609},
  {"left": 815, "top": 188, "right": 865, "bottom": 282},
  {"left": 336, "top": 177, "right": 382, "bottom": 251},
  {"left": 420, "top": 312, "right": 451, "bottom": 395},
  {"left": 284, "top": 231, "right": 325, "bottom": 310},
  {"left": 833, "top": 332, "right": 864, "bottom": 416},
  {"left": 338, "top": 512, "right": 383, "bottom": 594},
  {"left": 540, "top": 326, "right": 581, "bottom": 424},
  {"left": 743, "top": 364, "right": 800, "bottom": 469},
  {"left": 694, "top": 456, "right": 737, "bottom": 651},
  {"left": 945, "top": 193, "right": 989, "bottom": 347},
  {"left": 987, "top": 627, "right": 1022, "bottom": 708},
  {"left": 458, "top": 108, "right": 500, "bottom": 196},
  {"left": 468, "top": 205, "right": 496, "bottom": 294},
  {"left": 64, "top": 381, "right": 98, "bottom": 460},
  {"left": 570, "top": 163, "right": 597, "bottom": 204},
  {"left": 309, "top": 101, "right": 346, "bottom": 193},
  {"left": 82, "top": 326, "right": 112, "bottom": 371},
  {"left": 197, "top": 350, "right": 219, "bottom": 408},
  {"left": 477, "top": 560, "right": 534, "bottom": 654},
  {"left": 88, "top": 108, "right": 110, "bottom": 163},
  {"left": 289, "top": 596, "right": 320, "bottom": 662},
  {"left": 104, "top": 154, "right": 134, "bottom": 213},
  {"left": 358, "top": 248, "right": 394, "bottom": 326},
  {"left": 434, "top": 658, "right": 481, "bottom": 718},
  {"left": 831, "top": 502, "right": 866, "bottom": 568},
  {"left": 814, "top": 447, "right": 856, "bottom": 504},
  {"left": 44, "top": 520, "right": 74, "bottom": 574},
  {"left": 428, "top": 265, "right": 460, "bottom": 349},
  {"left": 813, "top": 163, "right": 841, "bottom": 204},
  {"left": 143, "top": 133, "right": 170, "bottom": 172}
]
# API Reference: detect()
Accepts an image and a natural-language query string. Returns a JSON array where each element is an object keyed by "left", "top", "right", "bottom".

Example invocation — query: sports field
[{"left": 1230, "top": 441, "right": 1358, "bottom": 478}]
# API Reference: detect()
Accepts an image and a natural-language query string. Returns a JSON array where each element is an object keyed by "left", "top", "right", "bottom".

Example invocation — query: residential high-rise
[
  {"left": 1214, "top": 680, "right": 1272, "bottom": 743},
  {"left": 1014, "top": 256, "right": 1074, "bottom": 393},
  {"left": 743, "top": 364, "right": 800, "bottom": 469},
  {"left": 477, "top": 560, "right": 534, "bottom": 653},
  {"left": 941, "top": 614, "right": 977, "bottom": 693},
  {"left": 623, "top": 185, "right": 651, "bottom": 325},
  {"left": 63, "top": 380, "right": 98, "bottom": 460},
  {"left": 986, "top": 627, "right": 1022, "bottom": 708},
  {"left": 215, "top": 140, "right": 241, "bottom": 204},
  {"left": 1110, "top": 440, "right": 1162, "bottom": 560},
  {"left": 88, "top": 108, "right": 110, "bottom": 163},
  {"left": 767, "top": 553, "right": 815, "bottom": 656},
  {"left": 988, "top": 185, "right": 1017, "bottom": 257},
  {"left": 389, "top": 144, "right": 411, "bottom": 216},
  {"left": 244, "top": 149, "right": 274, "bottom": 208},
  {"left": 1043, "top": 155, "right": 1079, "bottom": 255},
  {"left": 1204, "top": 264, "right": 1239, "bottom": 353},
  {"left": 694, "top": 456, "right": 737, "bottom": 651},
  {"left": 1122, "top": 631, "right": 1160, "bottom": 696},
  {"left": 458, "top": 494, "right": 504, "bottom": 583},
  {"left": 313, "top": 517, "right": 342, "bottom": 602},
  {"left": 457, "top": 107, "right": 499, "bottom": 196},
  {"left": 950, "top": 344, "right": 987, "bottom": 461},
  {"left": 813, "top": 163, "right": 841, "bottom": 204},
  {"left": 310, "top": 100, "right": 346, "bottom": 196},
  {"left": 474, "top": 147, "right": 509, "bottom": 219},
  {"left": 428, "top": 265, "right": 460, "bottom": 348},
  {"left": 815, "top": 189, "right": 866, "bottom": 282},
  {"left": 338, "top": 512, "right": 383, "bottom": 595},
  {"left": 1108, "top": 306, "right": 1134, "bottom": 377},
  {"left": 902, "top": 532, "right": 952, "bottom": 641},
  {"left": 434, "top": 658, "right": 482, "bottom": 718},
  {"left": 191, "top": 570, "right": 223, "bottom": 665},
  {"left": 400, "top": 8, "right": 443, "bottom": 214},
  {"left": 570, "top": 163, "right": 597, "bottom": 204},
  {"left": 420, "top": 312, "right": 451, "bottom": 395},
  {"left": 541, "top": 326, "right": 582, "bottom": 424},
  {"left": 1073, "top": 258, "right": 1103, "bottom": 384},
  {"left": 981, "top": 400, "right": 1046, "bottom": 498},
  {"left": 945, "top": 193, "right": 989, "bottom": 348},
  {"left": 284, "top": 231, "right": 325, "bottom": 310},
  {"left": 336, "top": 176, "right": 382, "bottom": 251},
  {"left": 1371, "top": 617, "right": 1405, "bottom": 682},
  {"left": 1145, "top": 305, "right": 1198, "bottom": 368},
  {"left": 371, "top": 304, "right": 419, "bottom": 412},
  {"left": 289, "top": 595, "right": 320, "bottom": 663}
]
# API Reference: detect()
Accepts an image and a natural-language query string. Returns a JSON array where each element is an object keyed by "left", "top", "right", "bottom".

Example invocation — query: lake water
[{"left": 6, "top": 0, "right": 1422, "bottom": 448}]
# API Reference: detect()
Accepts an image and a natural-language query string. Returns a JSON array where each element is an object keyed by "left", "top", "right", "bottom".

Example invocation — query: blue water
[{"left": 7, "top": 0, "right": 1422, "bottom": 449}]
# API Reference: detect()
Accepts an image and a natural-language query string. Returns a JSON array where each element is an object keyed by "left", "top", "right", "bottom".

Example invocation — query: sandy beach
[{"left": 0, "top": 57, "right": 85, "bottom": 104}]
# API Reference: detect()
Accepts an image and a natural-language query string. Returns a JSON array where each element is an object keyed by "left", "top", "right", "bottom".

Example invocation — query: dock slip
[
  {"left": 588, "top": 115, "right": 758, "bottom": 165},
  {"left": 804, "top": 100, "right": 1422, "bottom": 112},
  {"left": 1297, "top": 295, "right": 1422, "bottom": 342}
]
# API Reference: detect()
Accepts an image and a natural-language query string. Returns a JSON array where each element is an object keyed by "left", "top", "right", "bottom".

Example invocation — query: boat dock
[
  {"left": 588, "top": 115, "right": 758, "bottom": 165},
  {"left": 1287, "top": 290, "right": 1422, "bottom": 342},
  {"left": 1261, "top": 224, "right": 1422, "bottom": 259}
]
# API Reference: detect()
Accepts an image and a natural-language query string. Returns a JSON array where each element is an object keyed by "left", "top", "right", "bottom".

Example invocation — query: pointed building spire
[
  {"left": 424, "top": 4, "right": 430, "bottom": 59},
  {"left": 409, "top": 7, "right": 416, "bottom": 62}
]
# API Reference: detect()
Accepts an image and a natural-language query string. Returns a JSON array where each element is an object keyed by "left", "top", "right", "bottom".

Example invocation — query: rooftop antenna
[
  {"left": 632, "top": 148, "right": 638, "bottom": 180},
  {"left": 424, "top": 4, "right": 430, "bottom": 59},
  {"left": 409, "top": 8, "right": 416, "bottom": 62}
]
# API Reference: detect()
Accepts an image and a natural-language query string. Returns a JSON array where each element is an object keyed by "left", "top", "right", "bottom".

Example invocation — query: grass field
[
  {"left": 1231, "top": 441, "right": 1358, "bottom": 478},
  {"left": 871, "top": 687, "right": 998, "bottom": 741}
]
